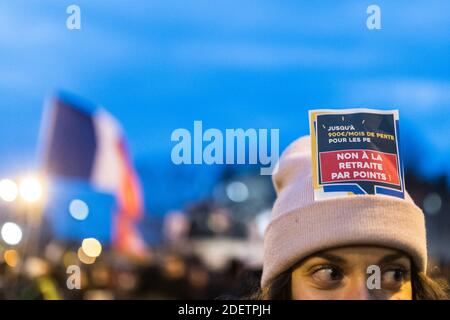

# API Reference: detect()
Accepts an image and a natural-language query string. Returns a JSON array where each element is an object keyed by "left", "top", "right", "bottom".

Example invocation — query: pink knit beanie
[{"left": 261, "top": 135, "right": 427, "bottom": 288}]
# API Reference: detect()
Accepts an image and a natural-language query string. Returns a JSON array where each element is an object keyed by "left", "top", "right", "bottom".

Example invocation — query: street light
[
  {"left": 0, "top": 179, "right": 18, "bottom": 202},
  {"left": 1, "top": 222, "right": 23, "bottom": 245},
  {"left": 19, "top": 176, "right": 43, "bottom": 203}
]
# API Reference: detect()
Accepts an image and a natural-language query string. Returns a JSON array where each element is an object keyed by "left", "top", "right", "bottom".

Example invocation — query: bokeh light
[
  {"left": 24, "top": 257, "right": 49, "bottom": 278},
  {"left": 4, "top": 249, "right": 19, "bottom": 268},
  {"left": 77, "top": 247, "right": 96, "bottom": 265},
  {"left": 69, "top": 199, "right": 89, "bottom": 220},
  {"left": 0, "top": 179, "right": 18, "bottom": 202},
  {"left": 163, "top": 255, "right": 186, "bottom": 279},
  {"left": 81, "top": 238, "right": 102, "bottom": 258},
  {"left": 117, "top": 272, "right": 138, "bottom": 291},
  {"left": 423, "top": 193, "right": 442, "bottom": 215},
  {"left": 1, "top": 222, "right": 23, "bottom": 245},
  {"left": 19, "top": 176, "right": 43, "bottom": 203},
  {"left": 226, "top": 181, "right": 249, "bottom": 202}
]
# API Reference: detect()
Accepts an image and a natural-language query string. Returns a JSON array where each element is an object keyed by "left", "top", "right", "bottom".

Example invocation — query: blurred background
[{"left": 0, "top": 0, "right": 449, "bottom": 299}]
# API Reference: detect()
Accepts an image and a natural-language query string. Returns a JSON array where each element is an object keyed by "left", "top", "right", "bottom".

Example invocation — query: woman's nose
[{"left": 343, "top": 278, "right": 377, "bottom": 300}]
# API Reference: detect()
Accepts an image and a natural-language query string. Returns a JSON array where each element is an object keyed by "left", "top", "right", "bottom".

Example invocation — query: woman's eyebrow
[
  {"left": 377, "top": 253, "right": 408, "bottom": 265},
  {"left": 313, "top": 253, "right": 347, "bottom": 265}
]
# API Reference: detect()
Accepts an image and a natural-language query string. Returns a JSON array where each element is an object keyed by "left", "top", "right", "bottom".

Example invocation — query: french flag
[{"left": 40, "top": 92, "right": 148, "bottom": 258}]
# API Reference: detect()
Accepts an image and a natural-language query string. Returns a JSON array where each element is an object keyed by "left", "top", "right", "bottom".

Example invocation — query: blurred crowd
[
  {"left": 0, "top": 240, "right": 261, "bottom": 300},
  {"left": 0, "top": 170, "right": 449, "bottom": 299}
]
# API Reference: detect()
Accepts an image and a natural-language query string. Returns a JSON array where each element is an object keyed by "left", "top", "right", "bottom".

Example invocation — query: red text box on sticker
[{"left": 319, "top": 149, "right": 400, "bottom": 185}]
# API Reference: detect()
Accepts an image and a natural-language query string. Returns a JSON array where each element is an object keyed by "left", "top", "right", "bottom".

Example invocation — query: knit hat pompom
[{"left": 273, "top": 136, "right": 311, "bottom": 194}]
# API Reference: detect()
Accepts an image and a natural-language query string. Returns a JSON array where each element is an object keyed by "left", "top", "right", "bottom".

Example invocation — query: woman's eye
[
  {"left": 311, "top": 266, "right": 343, "bottom": 286},
  {"left": 382, "top": 268, "right": 408, "bottom": 290}
]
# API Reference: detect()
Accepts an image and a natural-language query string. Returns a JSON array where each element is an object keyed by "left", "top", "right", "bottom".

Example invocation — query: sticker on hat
[{"left": 309, "top": 108, "right": 405, "bottom": 201}]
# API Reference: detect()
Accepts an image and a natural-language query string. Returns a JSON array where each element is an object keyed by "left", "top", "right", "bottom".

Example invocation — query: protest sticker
[{"left": 309, "top": 109, "right": 405, "bottom": 201}]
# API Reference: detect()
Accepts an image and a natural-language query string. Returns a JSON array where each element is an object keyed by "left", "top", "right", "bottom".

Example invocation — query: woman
[{"left": 257, "top": 136, "right": 448, "bottom": 300}]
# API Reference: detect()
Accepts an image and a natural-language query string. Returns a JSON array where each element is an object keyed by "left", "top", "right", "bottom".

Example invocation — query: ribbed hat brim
[{"left": 261, "top": 195, "right": 427, "bottom": 288}]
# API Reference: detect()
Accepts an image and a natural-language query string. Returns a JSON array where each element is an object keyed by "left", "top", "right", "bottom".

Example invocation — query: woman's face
[{"left": 291, "top": 246, "right": 412, "bottom": 300}]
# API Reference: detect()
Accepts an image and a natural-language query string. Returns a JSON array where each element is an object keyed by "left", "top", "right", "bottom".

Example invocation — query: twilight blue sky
[{"left": 1, "top": 0, "right": 449, "bottom": 182}]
